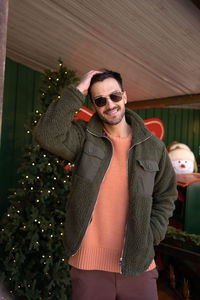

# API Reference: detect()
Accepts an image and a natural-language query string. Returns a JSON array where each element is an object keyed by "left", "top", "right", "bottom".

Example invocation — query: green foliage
[
  {"left": 0, "top": 61, "right": 78, "bottom": 299},
  {"left": 166, "top": 226, "right": 200, "bottom": 249}
]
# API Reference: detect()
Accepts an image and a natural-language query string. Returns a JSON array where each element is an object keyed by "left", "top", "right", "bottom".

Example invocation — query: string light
[
  {"left": 26, "top": 176, "right": 29, "bottom": 179},
  {"left": 27, "top": 130, "right": 30, "bottom": 134}
]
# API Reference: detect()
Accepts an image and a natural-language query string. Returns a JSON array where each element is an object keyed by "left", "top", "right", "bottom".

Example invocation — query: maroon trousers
[{"left": 70, "top": 267, "right": 159, "bottom": 300}]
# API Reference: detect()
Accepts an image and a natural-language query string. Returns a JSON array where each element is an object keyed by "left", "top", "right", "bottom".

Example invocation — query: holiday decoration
[
  {"left": 167, "top": 142, "right": 198, "bottom": 174},
  {"left": 0, "top": 60, "right": 78, "bottom": 300}
]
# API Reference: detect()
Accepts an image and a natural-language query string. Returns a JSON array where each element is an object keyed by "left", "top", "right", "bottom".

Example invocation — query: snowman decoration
[{"left": 167, "top": 142, "right": 197, "bottom": 174}]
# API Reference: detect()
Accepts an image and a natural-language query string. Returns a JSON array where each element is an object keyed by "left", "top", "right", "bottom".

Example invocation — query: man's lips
[{"left": 104, "top": 107, "right": 119, "bottom": 116}]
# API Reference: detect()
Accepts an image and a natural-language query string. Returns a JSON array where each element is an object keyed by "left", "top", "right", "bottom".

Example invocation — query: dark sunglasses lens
[
  {"left": 95, "top": 97, "right": 107, "bottom": 107},
  {"left": 110, "top": 94, "right": 122, "bottom": 102}
]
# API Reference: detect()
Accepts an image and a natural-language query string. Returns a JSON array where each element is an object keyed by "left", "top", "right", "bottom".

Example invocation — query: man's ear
[{"left": 123, "top": 91, "right": 127, "bottom": 104}]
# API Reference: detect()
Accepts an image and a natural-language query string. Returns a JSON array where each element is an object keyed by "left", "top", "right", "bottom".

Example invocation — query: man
[{"left": 34, "top": 69, "right": 177, "bottom": 300}]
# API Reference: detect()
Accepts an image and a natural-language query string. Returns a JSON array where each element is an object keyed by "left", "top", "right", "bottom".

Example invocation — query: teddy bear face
[{"left": 171, "top": 159, "right": 194, "bottom": 174}]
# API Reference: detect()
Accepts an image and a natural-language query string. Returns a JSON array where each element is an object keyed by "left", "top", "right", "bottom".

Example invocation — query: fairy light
[
  {"left": 27, "top": 130, "right": 30, "bottom": 134},
  {"left": 53, "top": 177, "right": 56, "bottom": 180},
  {"left": 43, "top": 154, "right": 46, "bottom": 158},
  {"left": 36, "top": 199, "right": 40, "bottom": 203},
  {"left": 32, "top": 163, "right": 35, "bottom": 166},
  {"left": 26, "top": 175, "right": 29, "bottom": 179},
  {"left": 35, "top": 110, "right": 39, "bottom": 114}
]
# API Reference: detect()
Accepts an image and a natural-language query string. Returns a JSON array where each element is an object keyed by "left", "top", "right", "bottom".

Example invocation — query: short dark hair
[{"left": 88, "top": 69, "right": 123, "bottom": 99}]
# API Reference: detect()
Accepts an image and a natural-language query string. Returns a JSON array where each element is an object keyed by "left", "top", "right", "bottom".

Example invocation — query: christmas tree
[{"left": 0, "top": 60, "right": 79, "bottom": 300}]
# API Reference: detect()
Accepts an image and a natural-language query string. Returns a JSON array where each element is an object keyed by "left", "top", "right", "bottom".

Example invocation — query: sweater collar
[{"left": 87, "top": 108, "right": 152, "bottom": 144}]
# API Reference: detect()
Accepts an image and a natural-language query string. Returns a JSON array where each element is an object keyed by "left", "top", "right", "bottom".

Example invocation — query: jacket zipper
[
  {"left": 71, "top": 129, "right": 113, "bottom": 256},
  {"left": 119, "top": 135, "right": 152, "bottom": 274}
]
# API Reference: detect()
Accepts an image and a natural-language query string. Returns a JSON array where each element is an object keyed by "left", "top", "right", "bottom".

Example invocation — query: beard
[{"left": 97, "top": 106, "right": 126, "bottom": 126}]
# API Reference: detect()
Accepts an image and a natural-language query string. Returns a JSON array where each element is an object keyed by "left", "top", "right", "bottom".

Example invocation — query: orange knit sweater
[{"left": 68, "top": 131, "right": 156, "bottom": 273}]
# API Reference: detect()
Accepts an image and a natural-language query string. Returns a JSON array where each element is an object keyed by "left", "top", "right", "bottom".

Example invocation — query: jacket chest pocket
[
  {"left": 136, "top": 160, "right": 159, "bottom": 195},
  {"left": 76, "top": 140, "right": 105, "bottom": 181}
]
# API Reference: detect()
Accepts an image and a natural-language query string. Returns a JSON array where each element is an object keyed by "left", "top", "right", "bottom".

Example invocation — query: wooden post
[{"left": 0, "top": 0, "right": 9, "bottom": 145}]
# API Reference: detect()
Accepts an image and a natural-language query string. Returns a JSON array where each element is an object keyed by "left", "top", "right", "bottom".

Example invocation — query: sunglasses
[{"left": 93, "top": 91, "right": 124, "bottom": 107}]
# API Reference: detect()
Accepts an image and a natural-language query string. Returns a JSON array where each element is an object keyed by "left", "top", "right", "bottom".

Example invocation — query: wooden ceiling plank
[{"left": 126, "top": 94, "right": 200, "bottom": 110}]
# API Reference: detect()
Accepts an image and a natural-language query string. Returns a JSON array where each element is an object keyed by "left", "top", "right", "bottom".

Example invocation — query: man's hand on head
[{"left": 76, "top": 70, "right": 102, "bottom": 96}]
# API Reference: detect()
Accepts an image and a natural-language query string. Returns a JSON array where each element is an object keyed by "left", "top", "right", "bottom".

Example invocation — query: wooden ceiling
[{"left": 6, "top": 0, "right": 200, "bottom": 109}]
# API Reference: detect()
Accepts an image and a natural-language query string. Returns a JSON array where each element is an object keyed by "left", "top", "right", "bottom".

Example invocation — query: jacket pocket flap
[
  {"left": 83, "top": 141, "right": 104, "bottom": 159},
  {"left": 137, "top": 160, "right": 159, "bottom": 172}
]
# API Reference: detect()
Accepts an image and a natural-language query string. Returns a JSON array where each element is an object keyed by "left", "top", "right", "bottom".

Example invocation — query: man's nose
[{"left": 106, "top": 98, "right": 116, "bottom": 109}]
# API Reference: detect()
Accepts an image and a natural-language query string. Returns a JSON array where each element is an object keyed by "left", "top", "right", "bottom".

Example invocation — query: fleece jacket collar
[{"left": 87, "top": 108, "right": 152, "bottom": 145}]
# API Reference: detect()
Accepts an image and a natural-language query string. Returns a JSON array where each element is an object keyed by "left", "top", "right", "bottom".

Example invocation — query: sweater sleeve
[
  {"left": 34, "top": 85, "right": 86, "bottom": 162},
  {"left": 150, "top": 146, "right": 178, "bottom": 245}
]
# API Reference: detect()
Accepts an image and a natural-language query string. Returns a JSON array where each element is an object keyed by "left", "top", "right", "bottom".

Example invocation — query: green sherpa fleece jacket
[{"left": 34, "top": 85, "right": 178, "bottom": 276}]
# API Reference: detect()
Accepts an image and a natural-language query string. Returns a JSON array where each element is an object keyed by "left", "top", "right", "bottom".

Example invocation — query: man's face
[{"left": 90, "top": 78, "right": 127, "bottom": 126}]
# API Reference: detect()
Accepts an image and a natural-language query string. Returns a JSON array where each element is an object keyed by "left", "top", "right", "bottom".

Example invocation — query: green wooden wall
[
  {"left": 136, "top": 108, "right": 200, "bottom": 160},
  {"left": 1, "top": 58, "right": 200, "bottom": 216},
  {"left": 0, "top": 58, "right": 41, "bottom": 216}
]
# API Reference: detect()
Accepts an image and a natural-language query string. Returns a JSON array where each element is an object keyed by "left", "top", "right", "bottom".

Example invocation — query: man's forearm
[{"left": 34, "top": 85, "right": 86, "bottom": 161}]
